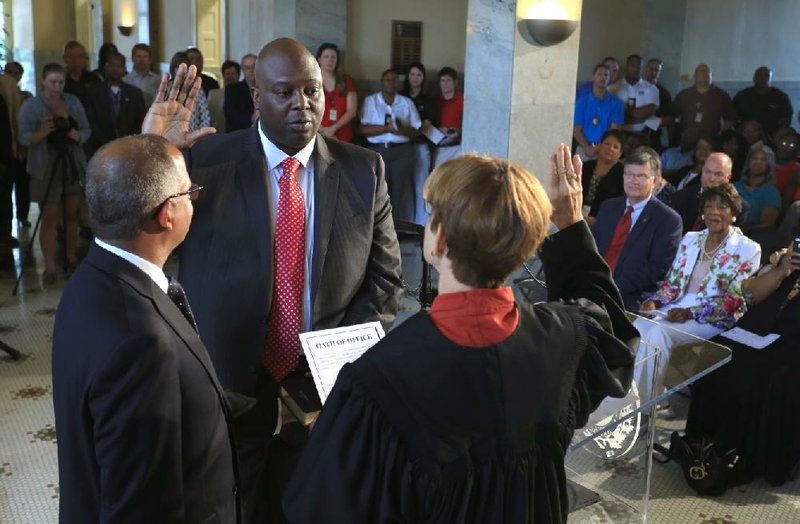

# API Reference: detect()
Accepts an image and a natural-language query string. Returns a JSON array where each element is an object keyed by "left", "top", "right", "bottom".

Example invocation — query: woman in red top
[{"left": 316, "top": 43, "right": 357, "bottom": 142}]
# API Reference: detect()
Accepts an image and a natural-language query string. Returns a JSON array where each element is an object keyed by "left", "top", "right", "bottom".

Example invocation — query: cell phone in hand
[{"left": 793, "top": 236, "right": 800, "bottom": 253}]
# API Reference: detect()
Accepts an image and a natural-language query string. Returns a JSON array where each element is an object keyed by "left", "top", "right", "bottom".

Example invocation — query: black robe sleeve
[{"left": 282, "top": 364, "right": 410, "bottom": 523}]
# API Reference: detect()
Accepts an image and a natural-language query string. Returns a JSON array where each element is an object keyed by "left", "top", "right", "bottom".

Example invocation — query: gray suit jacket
[{"left": 180, "top": 127, "right": 403, "bottom": 396}]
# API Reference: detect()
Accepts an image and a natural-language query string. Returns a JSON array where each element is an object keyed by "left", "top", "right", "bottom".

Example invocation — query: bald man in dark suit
[
  {"left": 52, "top": 135, "right": 239, "bottom": 523},
  {"left": 143, "top": 38, "right": 403, "bottom": 523}
]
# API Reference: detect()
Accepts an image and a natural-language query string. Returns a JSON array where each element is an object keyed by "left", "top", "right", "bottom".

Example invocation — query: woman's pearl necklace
[{"left": 701, "top": 229, "right": 732, "bottom": 260}]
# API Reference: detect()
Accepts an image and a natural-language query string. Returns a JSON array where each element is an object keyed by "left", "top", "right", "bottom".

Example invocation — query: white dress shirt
[
  {"left": 95, "top": 238, "right": 169, "bottom": 293},
  {"left": 360, "top": 92, "right": 421, "bottom": 145},
  {"left": 257, "top": 125, "right": 316, "bottom": 332},
  {"left": 611, "top": 78, "right": 660, "bottom": 132},
  {"left": 627, "top": 195, "right": 652, "bottom": 231}
]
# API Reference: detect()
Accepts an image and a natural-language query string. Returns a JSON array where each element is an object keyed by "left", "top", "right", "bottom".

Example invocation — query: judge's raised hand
[
  {"left": 547, "top": 143, "right": 584, "bottom": 230},
  {"left": 142, "top": 63, "right": 216, "bottom": 149}
]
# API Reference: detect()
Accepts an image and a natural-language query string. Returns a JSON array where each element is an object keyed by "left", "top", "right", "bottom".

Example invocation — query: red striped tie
[{"left": 263, "top": 157, "right": 305, "bottom": 381}]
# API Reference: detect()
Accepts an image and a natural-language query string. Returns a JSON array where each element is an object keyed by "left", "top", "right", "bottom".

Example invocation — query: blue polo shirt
[{"left": 574, "top": 90, "right": 625, "bottom": 144}]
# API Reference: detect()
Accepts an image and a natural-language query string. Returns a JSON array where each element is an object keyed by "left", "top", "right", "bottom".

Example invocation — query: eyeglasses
[
  {"left": 780, "top": 141, "right": 798, "bottom": 148},
  {"left": 623, "top": 172, "right": 654, "bottom": 181},
  {"left": 165, "top": 183, "right": 204, "bottom": 203}
]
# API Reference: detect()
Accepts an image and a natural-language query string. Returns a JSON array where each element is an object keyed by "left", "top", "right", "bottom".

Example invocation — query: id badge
[
  {"left": 695, "top": 112, "right": 703, "bottom": 123},
  {"left": 329, "top": 108, "right": 338, "bottom": 121}
]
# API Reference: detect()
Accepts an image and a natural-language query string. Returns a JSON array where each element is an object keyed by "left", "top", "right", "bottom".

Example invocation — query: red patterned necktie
[
  {"left": 263, "top": 157, "right": 305, "bottom": 381},
  {"left": 603, "top": 205, "right": 633, "bottom": 272}
]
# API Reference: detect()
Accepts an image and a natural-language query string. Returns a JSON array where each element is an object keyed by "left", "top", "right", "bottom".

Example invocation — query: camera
[{"left": 53, "top": 117, "right": 71, "bottom": 133}]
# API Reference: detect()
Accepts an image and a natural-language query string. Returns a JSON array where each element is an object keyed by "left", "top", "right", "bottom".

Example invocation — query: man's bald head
[
  {"left": 86, "top": 135, "right": 187, "bottom": 240},
  {"left": 701, "top": 152, "right": 733, "bottom": 189},
  {"left": 253, "top": 38, "right": 324, "bottom": 155},
  {"left": 754, "top": 66, "right": 772, "bottom": 89},
  {"left": 694, "top": 63, "right": 712, "bottom": 87},
  {"left": 255, "top": 38, "right": 321, "bottom": 84}
]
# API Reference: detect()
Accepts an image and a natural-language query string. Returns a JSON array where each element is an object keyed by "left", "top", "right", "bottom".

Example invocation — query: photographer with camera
[{"left": 19, "top": 63, "right": 90, "bottom": 284}]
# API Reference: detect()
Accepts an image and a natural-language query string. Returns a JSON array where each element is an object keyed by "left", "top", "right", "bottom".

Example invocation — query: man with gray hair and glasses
[
  {"left": 51, "top": 134, "right": 239, "bottom": 523},
  {"left": 592, "top": 146, "right": 683, "bottom": 311}
]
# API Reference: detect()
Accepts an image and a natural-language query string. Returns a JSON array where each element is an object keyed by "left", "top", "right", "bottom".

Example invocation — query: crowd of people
[
  {"left": 0, "top": 36, "right": 797, "bottom": 523},
  {"left": 1, "top": 39, "right": 464, "bottom": 285},
  {"left": 577, "top": 53, "right": 800, "bottom": 488}
]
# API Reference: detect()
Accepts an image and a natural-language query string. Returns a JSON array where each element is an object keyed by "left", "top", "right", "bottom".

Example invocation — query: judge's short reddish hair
[{"left": 423, "top": 154, "right": 551, "bottom": 288}]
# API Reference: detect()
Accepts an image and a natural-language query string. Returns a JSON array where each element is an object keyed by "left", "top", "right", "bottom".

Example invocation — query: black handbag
[{"left": 654, "top": 431, "right": 740, "bottom": 497}]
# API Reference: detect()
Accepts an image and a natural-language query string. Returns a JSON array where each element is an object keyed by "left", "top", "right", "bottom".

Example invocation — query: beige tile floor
[{"left": 0, "top": 220, "right": 797, "bottom": 523}]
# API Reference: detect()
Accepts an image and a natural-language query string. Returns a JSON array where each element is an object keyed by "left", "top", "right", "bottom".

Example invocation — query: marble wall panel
[{"left": 461, "top": 0, "right": 516, "bottom": 158}]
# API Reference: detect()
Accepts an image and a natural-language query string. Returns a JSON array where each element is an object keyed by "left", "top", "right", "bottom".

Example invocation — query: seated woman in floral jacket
[{"left": 635, "top": 183, "right": 761, "bottom": 405}]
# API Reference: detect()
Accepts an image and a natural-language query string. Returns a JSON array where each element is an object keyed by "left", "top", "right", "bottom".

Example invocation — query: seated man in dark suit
[
  {"left": 84, "top": 51, "right": 147, "bottom": 157},
  {"left": 143, "top": 38, "right": 403, "bottom": 523},
  {"left": 52, "top": 135, "right": 238, "bottom": 523},
  {"left": 224, "top": 53, "right": 257, "bottom": 132},
  {"left": 593, "top": 146, "right": 683, "bottom": 311},
  {"left": 670, "top": 152, "right": 739, "bottom": 233}
]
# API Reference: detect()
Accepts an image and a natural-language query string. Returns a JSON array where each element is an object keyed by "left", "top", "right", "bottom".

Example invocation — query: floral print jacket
[{"left": 648, "top": 227, "right": 761, "bottom": 329}]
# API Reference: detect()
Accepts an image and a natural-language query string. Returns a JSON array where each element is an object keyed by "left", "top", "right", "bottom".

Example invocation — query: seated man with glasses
[{"left": 592, "top": 146, "right": 683, "bottom": 311}]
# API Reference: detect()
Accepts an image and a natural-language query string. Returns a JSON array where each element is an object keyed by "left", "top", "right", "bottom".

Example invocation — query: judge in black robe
[{"left": 283, "top": 146, "right": 638, "bottom": 523}]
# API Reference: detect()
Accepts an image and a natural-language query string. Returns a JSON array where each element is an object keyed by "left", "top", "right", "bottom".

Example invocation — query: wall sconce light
[
  {"left": 520, "top": 2, "right": 579, "bottom": 46},
  {"left": 117, "top": 25, "right": 135, "bottom": 37},
  {"left": 522, "top": 18, "right": 578, "bottom": 46}
]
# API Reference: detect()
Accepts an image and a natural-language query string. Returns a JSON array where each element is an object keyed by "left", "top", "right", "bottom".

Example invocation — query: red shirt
[
  {"left": 775, "top": 160, "right": 800, "bottom": 202},
  {"left": 436, "top": 91, "right": 464, "bottom": 129},
  {"left": 322, "top": 75, "right": 355, "bottom": 142},
  {"left": 428, "top": 287, "right": 519, "bottom": 347}
]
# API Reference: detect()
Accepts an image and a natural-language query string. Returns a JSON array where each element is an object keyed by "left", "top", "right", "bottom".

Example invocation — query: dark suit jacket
[
  {"left": 669, "top": 185, "right": 702, "bottom": 234},
  {"left": 593, "top": 196, "right": 683, "bottom": 311},
  {"left": 84, "top": 82, "right": 147, "bottom": 157},
  {"left": 52, "top": 244, "right": 239, "bottom": 524},
  {"left": 180, "top": 127, "right": 403, "bottom": 402},
  {"left": 223, "top": 80, "right": 254, "bottom": 132}
]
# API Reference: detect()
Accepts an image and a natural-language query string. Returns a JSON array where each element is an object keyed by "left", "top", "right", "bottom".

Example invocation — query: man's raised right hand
[{"left": 142, "top": 63, "right": 216, "bottom": 149}]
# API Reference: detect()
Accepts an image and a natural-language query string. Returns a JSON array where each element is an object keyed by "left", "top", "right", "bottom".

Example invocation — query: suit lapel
[
  {"left": 238, "top": 127, "right": 273, "bottom": 289},
  {"left": 86, "top": 244, "right": 229, "bottom": 404},
  {"left": 311, "top": 136, "right": 340, "bottom": 307}
]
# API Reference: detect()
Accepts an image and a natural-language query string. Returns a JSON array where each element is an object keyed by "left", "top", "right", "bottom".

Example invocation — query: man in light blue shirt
[{"left": 574, "top": 63, "right": 624, "bottom": 160}]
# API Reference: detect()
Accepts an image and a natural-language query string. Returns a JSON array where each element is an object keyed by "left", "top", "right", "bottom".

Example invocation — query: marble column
[
  {"left": 462, "top": 0, "right": 583, "bottom": 183},
  {"left": 461, "top": 0, "right": 516, "bottom": 159}
]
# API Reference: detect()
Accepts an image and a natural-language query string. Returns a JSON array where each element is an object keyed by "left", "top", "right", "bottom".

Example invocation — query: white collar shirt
[
  {"left": 359, "top": 92, "right": 422, "bottom": 145},
  {"left": 258, "top": 124, "right": 316, "bottom": 332},
  {"left": 95, "top": 237, "right": 169, "bottom": 294}
]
